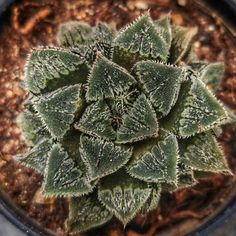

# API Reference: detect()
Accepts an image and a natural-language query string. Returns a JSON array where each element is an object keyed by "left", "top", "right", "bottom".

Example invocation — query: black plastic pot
[{"left": 0, "top": 1, "right": 236, "bottom": 236}]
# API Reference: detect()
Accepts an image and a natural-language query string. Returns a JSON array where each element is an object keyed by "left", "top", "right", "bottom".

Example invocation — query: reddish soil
[{"left": 0, "top": 1, "right": 236, "bottom": 236}]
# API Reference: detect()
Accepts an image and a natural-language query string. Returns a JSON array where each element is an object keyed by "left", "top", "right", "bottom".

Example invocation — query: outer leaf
[
  {"left": 80, "top": 135, "right": 132, "bottom": 181},
  {"left": 25, "top": 48, "right": 89, "bottom": 94},
  {"left": 182, "top": 43, "right": 198, "bottom": 64},
  {"left": 133, "top": 61, "right": 184, "bottom": 117},
  {"left": 98, "top": 169, "right": 151, "bottom": 225},
  {"left": 35, "top": 85, "right": 84, "bottom": 139},
  {"left": 162, "top": 78, "right": 228, "bottom": 137},
  {"left": 75, "top": 100, "right": 116, "bottom": 140},
  {"left": 140, "top": 184, "right": 161, "bottom": 214},
  {"left": 43, "top": 144, "right": 93, "bottom": 197},
  {"left": 17, "top": 103, "right": 50, "bottom": 146},
  {"left": 169, "top": 25, "right": 197, "bottom": 64},
  {"left": 113, "top": 14, "right": 169, "bottom": 69},
  {"left": 117, "top": 94, "right": 158, "bottom": 143},
  {"left": 189, "top": 62, "right": 225, "bottom": 93},
  {"left": 177, "top": 161, "right": 196, "bottom": 188},
  {"left": 154, "top": 13, "right": 172, "bottom": 50},
  {"left": 127, "top": 132, "right": 178, "bottom": 185},
  {"left": 66, "top": 194, "right": 112, "bottom": 233},
  {"left": 57, "top": 21, "right": 93, "bottom": 47},
  {"left": 93, "top": 22, "right": 114, "bottom": 44},
  {"left": 15, "top": 138, "right": 52, "bottom": 175},
  {"left": 86, "top": 54, "right": 136, "bottom": 101},
  {"left": 180, "top": 132, "right": 231, "bottom": 173}
]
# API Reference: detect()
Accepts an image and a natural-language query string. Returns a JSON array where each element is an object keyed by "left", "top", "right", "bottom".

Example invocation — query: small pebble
[{"left": 177, "top": 0, "right": 188, "bottom": 7}]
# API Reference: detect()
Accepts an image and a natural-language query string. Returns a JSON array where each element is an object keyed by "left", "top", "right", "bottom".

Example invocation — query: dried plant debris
[{"left": 16, "top": 13, "right": 234, "bottom": 233}]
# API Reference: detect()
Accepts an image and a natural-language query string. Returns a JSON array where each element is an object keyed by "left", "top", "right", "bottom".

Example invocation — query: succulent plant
[{"left": 16, "top": 13, "right": 234, "bottom": 233}]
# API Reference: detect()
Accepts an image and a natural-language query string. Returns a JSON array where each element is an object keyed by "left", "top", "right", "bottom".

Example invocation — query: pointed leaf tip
[
  {"left": 43, "top": 144, "right": 93, "bottom": 197},
  {"left": 133, "top": 61, "right": 184, "bottom": 117},
  {"left": 15, "top": 138, "right": 52, "bottom": 175},
  {"left": 57, "top": 21, "right": 93, "bottom": 47},
  {"left": 75, "top": 100, "right": 116, "bottom": 140},
  {"left": 115, "top": 14, "right": 169, "bottom": 59},
  {"left": 98, "top": 170, "right": 151, "bottom": 225},
  {"left": 80, "top": 135, "right": 132, "bottom": 181},
  {"left": 180, "top": 132, "right": 231, "bottom": 174},
  {"left": 170, "top": 25, "right": 197, "bottom": 63},
  {"left": 127, "top": 132, "right": 178, "bottom": 185},
  {"left": 26, "top": 48, "right": 89, "bottom": 94},
  {"left": 162, "top": 78, "right": 228, "bottom": 137},
  {"left": 86, "top": 55, "right": 136, "bottom": 101},
  {"left": 117, "top": 94, "right": 159, "bottom": 143},
  {"left": 66, "top": 194, "right": 112, "bottom": 233},
  {"left": 35, "top": 85, "right": 84, "bottom": 139}
]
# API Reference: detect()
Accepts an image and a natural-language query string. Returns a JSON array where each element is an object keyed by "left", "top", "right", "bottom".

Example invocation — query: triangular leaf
[
  {"left": 189, "top": 62, "right": 225, "bottom": 93},
  {"left": 127, "top": 132, "right": 178, "bottom": 185},
  {"left": 182, "top": 43, "right": 198, "bottom": 64},
  {"left": 162, "top": 78, "right": 228, "bottom": 137},
  {"left": 93, "top": 22, "right": 114, "bottom": 44},
  {"left": 80, "top": 135, "right": 132, "bottom": 181},
  {"left": 169, "top": 25, "right": 197, "bottom": 64},
  {"left": 154, "top": 13, "right": 172, "bottom": 50},
  {"left": 117, "top": 94, "right": 158, "bottom": 143},
  {"left": 66, "top": 193, "right": 112, "bottom": 233},
  {"left": 113, "top": 14, "right": 169, "bottom": 69},
  {"left": 133, "top": 61, "right": 184, "bottom": 117},
  {"left": 140, "top": 184, "right": 161, "bottom": 214},
  {"left": 177, "top": 161, "right": 197, "bottom": 188},
  {"left": 75, "top": 100, "right": 116, "bottom": 140},
  {"left": 26, "top": 48, "right": 89, "bottom": 94},
  {"left": 98, "top": 169, "right": 151, "bottom": 225},
  {"left": 86, "top": 55, "right": 136, "bottom": 101},
  {"left": 15, "top": 138, "right": 52, "bottom": 175},
  {"left": 106, "top": 89, "right": 140, "bottom": 129},
  {"left": 180, "top": 132, "right": 231, "bottom": 173},
  {"left": 17, "top": 103, "right": 50, "bottom": 146},
  {"left": 43, "top": 144, "right": 93, "bottom": 197},
  {"left": 35, "top": 85, "right": 84, "bottom": 139},
  {"left": 57, "top": 21, "right": 93, "bottom": 47}
]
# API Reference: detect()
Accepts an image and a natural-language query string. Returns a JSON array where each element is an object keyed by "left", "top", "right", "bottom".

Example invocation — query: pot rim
[
  {"left": 0, "top": 1, "right": 236, "bottom": 236},
  {"left": 0, "top": 189, "right": 55, "bottom": 236}
]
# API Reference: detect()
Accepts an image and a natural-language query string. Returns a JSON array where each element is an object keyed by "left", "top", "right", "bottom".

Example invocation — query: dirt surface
[{"left": 0, "top": 1, "right": 236, "bottom": 236}]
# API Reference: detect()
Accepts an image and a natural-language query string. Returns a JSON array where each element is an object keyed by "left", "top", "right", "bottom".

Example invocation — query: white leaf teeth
[{"left": 16, "top": 12, "right": 233, "bottom": 233}]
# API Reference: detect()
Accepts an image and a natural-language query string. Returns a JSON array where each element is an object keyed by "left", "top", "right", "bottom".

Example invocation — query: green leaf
[
  {"left": 15, "top": 138, "right": 52, "bottom": 175},
  {"left": 57, "top": 21, "right": 93, "bottom": 47},
  {"left": 26, "top": 48, "right": 89, "bottom": 94},
  {"left": 154, "top": 13, "right": 172, "bottom": 50},
  {"left": 98, "top": 169, "right": 151, "bottom": 225},
  {"left": 70, "top": 45, "right": 97, "bottom": 65},
  {"left": 35, "top": 85, "right": 84, "bottom": 139},
  {"left": 127, "top": 132, "right": 178, "bottom": 185},
  {"left": 169, "top": 25, "right": 197, "bottom": 64},
  {"left": 140, "top": 184, "right": 161, "bottom": 214},
  {"left": 177, "top": 161, "right": 196, "bottom": 188},
  {"left": 80, "top": 135, "right": 132, "bottom": 181},
  {"left": 182, "top": 43, "right": 198, "bottom": 64},
  {"left": 43, "top": 144, "right": 93, "bottom": 197},
  {"left": 75, "top": 100, "right": 116, "bottom": 140},
  {"left": 86, "top": 54, "right": 136, "bottom": 101},
  {"left": 189, "top": 62, "right": 225, "bottom": 93},
  {"left": 113, "top": 14, "right": 169, "bottom": 69},
  {"left": 133, "top": 61, "right": 184, "bottom": 117},
  {"left": 162, "top": 78, "right": 228, "bottom": 137},
  {"left": 17, "top": 103, "right": 50, "bottom": 146},
  {"left": 66, "top": 193, "right": 112, "bottom": 233},
  {"left": 180, "top": 132, "right": 231, "bottom": 173},
  {"left": 117, "top": 94, "right": 158, "bottom": 143},
  {"left": 93, "top": 22, "right": 114, "bottom": 44}
]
